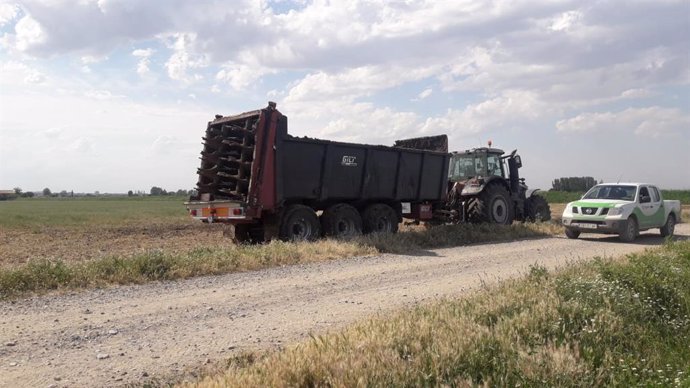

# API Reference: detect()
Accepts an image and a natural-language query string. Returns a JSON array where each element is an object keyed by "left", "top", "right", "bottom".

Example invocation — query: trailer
[{"left": 186, "top": 102, "right": 450, "bottom": 242}]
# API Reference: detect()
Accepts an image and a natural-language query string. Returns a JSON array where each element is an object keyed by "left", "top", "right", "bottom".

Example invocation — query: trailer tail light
[
  {"left": 233, "top": 208, "right": 244, "bottom": 216},
  {"left": 191, "top": 209, "right": 198, "bottom": 216}
]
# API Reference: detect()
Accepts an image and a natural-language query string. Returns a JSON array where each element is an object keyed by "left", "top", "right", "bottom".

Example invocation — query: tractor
[{"left": 442, "top": 145, "right": 551, "bottom": 225}]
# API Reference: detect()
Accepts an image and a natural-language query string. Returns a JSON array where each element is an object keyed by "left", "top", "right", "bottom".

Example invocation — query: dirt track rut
[{"left": 1, "top": 224, "right": 688, "bottom": 387}]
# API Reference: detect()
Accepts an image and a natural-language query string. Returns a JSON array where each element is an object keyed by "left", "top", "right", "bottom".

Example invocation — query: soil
[
  {"left": 1, "top": 224, "right": 687, "bottom": 387},
  {"left": 0, "top": 223, "right": 233, "bottom": 266}
]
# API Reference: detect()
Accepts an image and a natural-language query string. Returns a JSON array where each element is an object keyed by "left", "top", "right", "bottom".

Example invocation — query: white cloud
[
  {"left": 0, "top": 2, "right": 19, "bottom": 26},
  {"left": 164, "top": 33, "right": 208, "bottom": 82},
  {"left": 549, "top": 10, "right": 583, "bottom": 32},
  {"left": 215, "top": 62, "right": 273, "bottom": 91},
  {"left": 14, "top": 14, "right": 45, "bottom": 51},
  {"left": 132, "top": 48, "right": 154, "bottom": 75},
  {"left": 556, "top": 107, "right": 690, "bottom": 137},
  {"left": 421, "top": 90, "right": 548, "bottom": 136},
  {"left": 416, "top": 88, "right": 433, "bottom": 100},
  {"left": 132, "top": 48, "right": 153, "bottom": 57}
]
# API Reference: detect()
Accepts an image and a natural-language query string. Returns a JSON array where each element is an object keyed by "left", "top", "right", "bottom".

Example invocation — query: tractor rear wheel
[
  {"left": 278, "top": 205, "right": 321, "bottom": 242},
  {"left": 467, "top": 184, "right": 514, "bottom": 225},
  {"left": 362, "top": 204, "right": 398, "bottom": 234},
  {"left": 526, "top": 195, "right": 552, "bottom": 222},
  {"left": 321, "top": 204, "right": 363, "bottom": 239}
]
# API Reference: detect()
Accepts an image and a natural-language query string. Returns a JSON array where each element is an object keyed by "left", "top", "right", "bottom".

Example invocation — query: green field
[
  {"left": 543, "top": 190, "right": 690, "bottom": 205},
  {"left": 0, "top": 196, "right": 189, "bottom": 229}
]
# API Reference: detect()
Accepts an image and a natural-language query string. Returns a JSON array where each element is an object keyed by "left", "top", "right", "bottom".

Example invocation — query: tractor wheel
[
  {"left": 526, "top": 195, "right": 552, "bottom": 222},
  {"left": 619, "top": 216, "right": 638, "bottom": 242},
  {"left": 564, "top": 228, "right": 580, "bottom": 239},
  {"left": 660, "top": 214, "right": 676, "bottom": 237},
  {"left": 321, "top": 204, "right": 363, "bottom": 239},
  {"left": 362, "top": 204, "right": 398, "bottom": 234},
  {"left": 278, "top": 205, "right": 320, "bottom": 242},
  {"left": 467, "top": 184, "right": 514, "bottom": 225}
]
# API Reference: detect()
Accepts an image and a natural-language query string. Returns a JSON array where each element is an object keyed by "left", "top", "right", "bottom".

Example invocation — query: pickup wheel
[
  {"left": 564, "top": 228, "right": 580, "bottom": 239},
  {"left": 660, "top": 214, "right": 676, "bottom": 237},
  {"left": 619, "top": 217, "right": 638, "bottom": 242},
  {"left": 362, "top": 204, "right": 398, "bottom": 234},
  {"left": 321, "top": 204, "right": 363, "bottom": 239},
  {"left": 279, "top": 205, "right": 320, "bottom": 242}
]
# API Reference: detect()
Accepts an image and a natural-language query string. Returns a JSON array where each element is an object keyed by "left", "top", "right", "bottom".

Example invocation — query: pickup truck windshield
[{"left": 583, "top": 185, "right": 637, "bottom": 201}]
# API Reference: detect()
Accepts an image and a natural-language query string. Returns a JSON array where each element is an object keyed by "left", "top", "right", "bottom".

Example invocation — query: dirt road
[{"left": 2, "top": 225, "right": 688, "bottom": 387}]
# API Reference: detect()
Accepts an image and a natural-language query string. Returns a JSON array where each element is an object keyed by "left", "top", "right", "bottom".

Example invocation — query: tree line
[{"left": 551, "top": 177, "right": 600, "bottom": 192}]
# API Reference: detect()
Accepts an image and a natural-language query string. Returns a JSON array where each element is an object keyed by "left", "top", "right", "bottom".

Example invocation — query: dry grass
[
  {"left": 183, "top": 241, "right": 690, "bottom": 387},
  {"left": 0, "top": 197, "right": 559, "bottom": 298}
]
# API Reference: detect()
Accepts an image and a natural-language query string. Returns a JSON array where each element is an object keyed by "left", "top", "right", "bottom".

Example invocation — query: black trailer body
[{"left": 276, "top": 135, "right": 450, "bottom": 207}]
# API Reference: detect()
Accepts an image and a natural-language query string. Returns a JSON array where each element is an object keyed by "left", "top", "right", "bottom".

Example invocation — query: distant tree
[
  {"left": 13, "top": 187, "right": 22, "bottom": 195},
  {"left": 42, "top": 187, "right": 52, "bottom": 196},
  {"left": 128, "top": 190, "right": 134, "bottom": 197},
  {"left": 175, "top": 189, "right": 188, "bottom": 196},
  {"left": 59, "top": 190, "right": 68, "bottom": 197},
  {"left": 22, "top": 191, "right": 35, "bottom": 198},
  {"left": 150, "top": 186, "right": 164, "bottom": 196}
]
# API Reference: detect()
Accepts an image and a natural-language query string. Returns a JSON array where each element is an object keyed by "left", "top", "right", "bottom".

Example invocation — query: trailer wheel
[
  {"left": 467, "top": 184, "right": 514, "bottom": 225},
  {"left": 321, "top": 204, "right": 363, "bottom": 239},
  {"left": 525, "top": 195, "right": 551, "bottom": 222},
  {"left": 362, "top": 204, "right": 398, "bottom": 234},
  {"left": 279, "top": 205, "right": 320, "bottom": 242},
  {"left": 228, "top": 223, "right": 265, "bottom": 244}
]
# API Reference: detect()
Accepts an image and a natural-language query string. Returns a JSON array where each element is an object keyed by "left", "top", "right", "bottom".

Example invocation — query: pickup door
[{"left": 637, "top": 185, "right": 666, "bottom": 229}]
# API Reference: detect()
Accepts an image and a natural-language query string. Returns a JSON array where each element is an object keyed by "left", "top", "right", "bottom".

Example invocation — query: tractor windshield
[{"left": 449, "top": 152, "right": 504, "bottom": 181}]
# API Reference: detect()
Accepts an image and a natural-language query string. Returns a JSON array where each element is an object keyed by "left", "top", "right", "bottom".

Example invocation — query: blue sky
[{"left": 0, "top": 0, "right": 688, "bottom": 193}]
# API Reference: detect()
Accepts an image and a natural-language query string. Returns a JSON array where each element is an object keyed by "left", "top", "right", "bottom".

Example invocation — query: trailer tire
[
  {"left": 321, "top": 204, "right": 363, "bottom": 239},
  {"left": 362, "top": 204, "right": 398, "bottom": 234},
  {"left": 279, "top": 205, "right": 320, "bottom": 242},
  {"left": 525, "top": 195, "right": 551, "bottom": 222},
  {"left": 228, "top": 223, "right": 265, "bottom": 244},
  {"left": 467, "top": 184, "right": 514, "bottom": 225}
]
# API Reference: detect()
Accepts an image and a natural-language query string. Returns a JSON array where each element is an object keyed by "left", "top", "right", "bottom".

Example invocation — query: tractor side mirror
[{"left": 513, "top": 155, "right": 522, "bottom": 168}]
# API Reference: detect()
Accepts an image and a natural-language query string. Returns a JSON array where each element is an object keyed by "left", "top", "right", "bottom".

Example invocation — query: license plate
[{"left": 572, "top": 222, "right": 598, "bottom": 229}]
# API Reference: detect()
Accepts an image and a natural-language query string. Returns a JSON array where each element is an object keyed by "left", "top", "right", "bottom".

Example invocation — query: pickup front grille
[{"left": 580, "top": 207, "right": 598, "bottom": 215}]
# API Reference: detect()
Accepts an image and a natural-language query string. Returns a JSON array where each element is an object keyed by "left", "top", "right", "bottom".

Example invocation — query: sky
[{"left": 0, "top": 0, "right": 688, "bottom": 194}]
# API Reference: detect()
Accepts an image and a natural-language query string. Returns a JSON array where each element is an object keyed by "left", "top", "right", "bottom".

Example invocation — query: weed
[{"left": 185, "top": 241, "right": 690, "bottom": 388}]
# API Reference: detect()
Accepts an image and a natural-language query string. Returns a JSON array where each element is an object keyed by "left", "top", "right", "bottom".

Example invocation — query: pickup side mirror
[{"left": 640, "top": 195, "right": 651, "bottom": 204}]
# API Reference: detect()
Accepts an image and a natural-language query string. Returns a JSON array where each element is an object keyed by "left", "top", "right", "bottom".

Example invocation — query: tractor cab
[{"left": 448, "top": 147, "right": 518, "bottom": 182}]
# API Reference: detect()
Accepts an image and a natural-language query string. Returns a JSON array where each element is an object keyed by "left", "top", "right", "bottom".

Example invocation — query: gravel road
[{"left": 2, "top": 224, "right": 688, "bottom": 387}]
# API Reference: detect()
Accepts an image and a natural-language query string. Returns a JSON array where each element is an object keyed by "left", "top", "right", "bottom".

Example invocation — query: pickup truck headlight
[{"left": 608, "top": 207, "right": 623, "bottom": 216}]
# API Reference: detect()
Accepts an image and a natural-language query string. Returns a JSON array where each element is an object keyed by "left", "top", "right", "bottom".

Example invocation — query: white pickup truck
[{"left": 561, "top": 183, "right": 681, "bottom": 242}]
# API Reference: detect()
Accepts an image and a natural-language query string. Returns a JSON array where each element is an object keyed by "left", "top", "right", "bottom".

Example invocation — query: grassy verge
[
  {"left": 185, "top": 241, "right": 690, "bottom": 387},
  {"left": 0, "top": 223, "right": 553, "bottom": 299}
]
